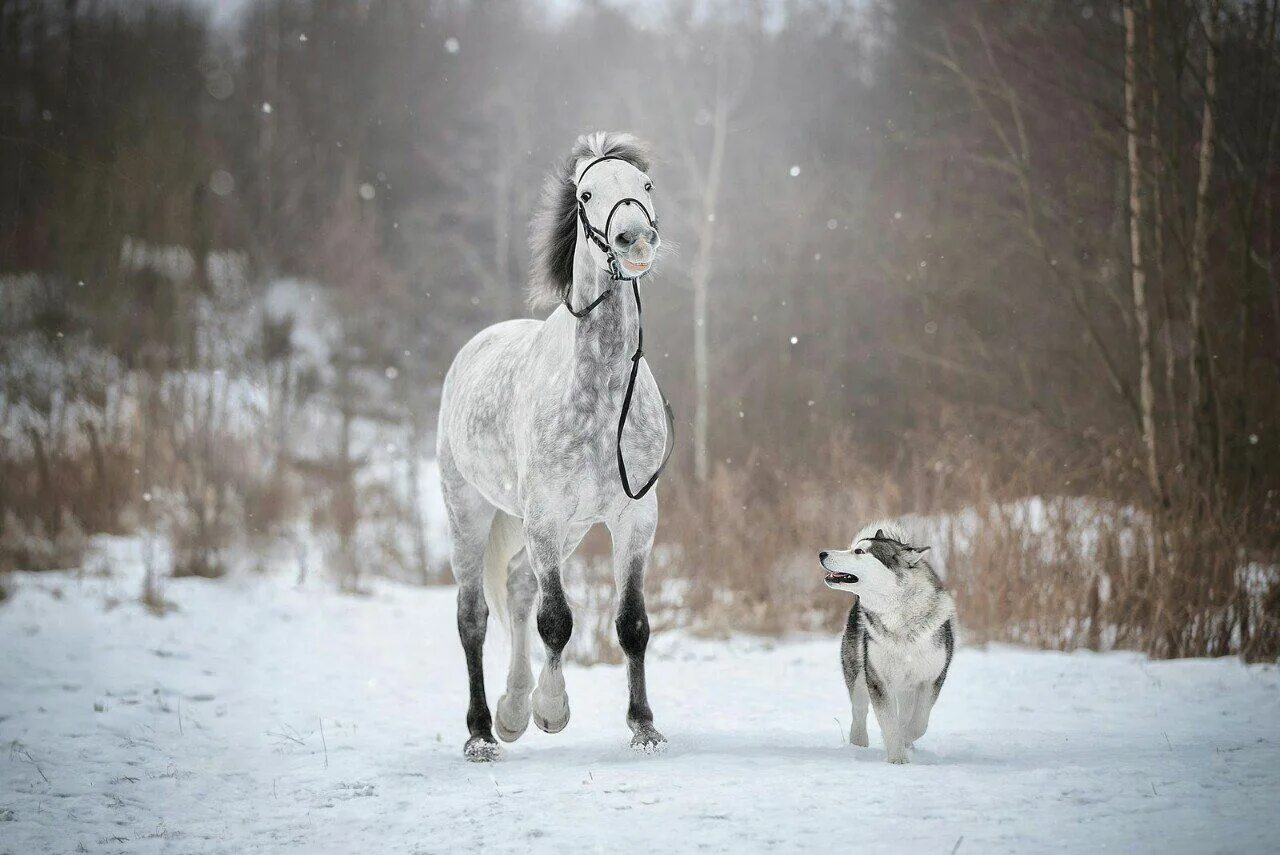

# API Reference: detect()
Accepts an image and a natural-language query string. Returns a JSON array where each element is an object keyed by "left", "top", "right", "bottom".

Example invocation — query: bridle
[{"left": 564, "top": 155, "right": 675, "bottom": 501}]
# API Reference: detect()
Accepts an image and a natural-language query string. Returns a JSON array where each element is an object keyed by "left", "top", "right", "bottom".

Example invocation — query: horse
[{"left": 437, "top": 132, "right": 673, "bottom": 761}]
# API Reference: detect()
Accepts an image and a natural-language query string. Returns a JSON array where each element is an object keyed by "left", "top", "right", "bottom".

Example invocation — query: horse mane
[{"left": 528, "top": 131, "right": 652, "bottom": 310}]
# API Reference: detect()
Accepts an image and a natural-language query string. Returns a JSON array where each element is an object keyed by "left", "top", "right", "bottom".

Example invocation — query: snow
[{"left": 2, "top": 542, "right": 1278, "bottom": 853}]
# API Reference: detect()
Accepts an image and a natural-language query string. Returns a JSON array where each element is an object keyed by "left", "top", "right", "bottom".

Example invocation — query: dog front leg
[
  {"left": 869, "top": 678, "right": 911, "bottom": 764},
  {"left": 906, "top": 685, "right": 936, "bottom": 747},
  {"left": 841, "top": 606, "right": 869, "bottom": 747},
  {"left": 849, "top": 674, "right": 870, "bottom": 747}
]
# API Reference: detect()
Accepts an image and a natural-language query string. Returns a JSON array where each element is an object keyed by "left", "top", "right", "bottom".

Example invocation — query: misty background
[{"left": 2, "top": 0, "right": 1277, "bottom": 661}]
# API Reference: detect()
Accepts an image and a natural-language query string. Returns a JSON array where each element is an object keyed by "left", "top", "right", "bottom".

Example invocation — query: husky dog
[{"left": 819, "top": 523, "right": 955, "bottom": 764}]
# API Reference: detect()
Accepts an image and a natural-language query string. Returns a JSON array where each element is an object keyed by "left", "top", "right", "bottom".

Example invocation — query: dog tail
[{"left": 483, "top": 511, "right": 525, "bottom": 635}]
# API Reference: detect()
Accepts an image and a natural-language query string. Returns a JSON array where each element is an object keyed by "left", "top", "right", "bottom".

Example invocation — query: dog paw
[
  {"left": 463, "top": 735, "right": 501, "bottom": 762},
  {"left": 886, "top": 752, "right": 910, "bottom": 765},
  {"left": 630, "top": 725, "right": 667, "bottom": 753},
  {"left": 850, "top": 729, "right": 870, "bottom": 748}
]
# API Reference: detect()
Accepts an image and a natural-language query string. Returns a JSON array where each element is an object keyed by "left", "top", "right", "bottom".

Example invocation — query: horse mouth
[
  {"left": 824, "top": 571, "right": 858, "bottom": 585},
  {"left": 620, "top": 258, "right": 651, "bottom": 275}
]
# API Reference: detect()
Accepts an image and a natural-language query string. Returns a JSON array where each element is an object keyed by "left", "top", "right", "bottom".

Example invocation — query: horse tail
[{"left": 483, "top": 511, "right": 525, "bottom": 634}]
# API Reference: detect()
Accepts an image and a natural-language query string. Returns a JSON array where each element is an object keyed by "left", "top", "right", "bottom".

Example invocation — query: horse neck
[{"left": 568, "top": 239, "right": 638, "bottom": 391}]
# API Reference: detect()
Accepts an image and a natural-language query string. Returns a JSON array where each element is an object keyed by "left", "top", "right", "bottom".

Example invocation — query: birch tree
[{"left": 1124, "top": 0, "right": 1163, "bottom": 502}]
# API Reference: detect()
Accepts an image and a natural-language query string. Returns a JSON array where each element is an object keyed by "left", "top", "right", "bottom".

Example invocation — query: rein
[{"left": 564, "top": 156, "right": 675, "bottom": 501}]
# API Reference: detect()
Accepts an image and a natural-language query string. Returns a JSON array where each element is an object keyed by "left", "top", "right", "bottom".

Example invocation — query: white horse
[{"left": 437, "top": 132, "right": 671, "bottom": 760}]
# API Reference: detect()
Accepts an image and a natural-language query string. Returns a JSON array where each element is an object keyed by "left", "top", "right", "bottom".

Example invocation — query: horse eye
[
  {"left": 580, "top": 191, "right": 591, "bottom": 203},
  {"left": 644, "top": 182, "right": 653, "bottom": 192}
]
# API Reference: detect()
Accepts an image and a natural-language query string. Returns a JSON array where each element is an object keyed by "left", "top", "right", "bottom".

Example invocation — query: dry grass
[{"left": 643, "top": 431, "right": 1280, "bottom": 663}]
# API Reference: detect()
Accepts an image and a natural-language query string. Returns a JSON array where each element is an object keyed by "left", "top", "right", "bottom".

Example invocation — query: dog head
[{"left": 819, "top": 523, "right": 931, "bottom": 611}]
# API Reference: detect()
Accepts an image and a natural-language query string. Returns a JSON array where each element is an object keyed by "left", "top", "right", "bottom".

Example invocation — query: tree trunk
[
  {"left": 1123, "top": 0, "right": 1163, "bottom": 502},
  {"left": 1187, "top": 0, "right": 1220, "bottom": 473},
  {"left": 1146, "top": 0, "right": 1181, "bottom": 465},
  {"left": 690, "top": 57, "right": 730, "bottom": 484}
]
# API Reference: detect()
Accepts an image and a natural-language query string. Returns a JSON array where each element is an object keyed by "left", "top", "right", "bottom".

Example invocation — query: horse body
[{"left": 436, "top": 133, "right": 669, "bottom": 760}]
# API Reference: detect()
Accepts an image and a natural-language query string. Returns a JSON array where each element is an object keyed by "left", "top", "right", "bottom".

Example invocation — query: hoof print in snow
[{"left": 463, "top": 737, "right": 501, "bottom": 762}]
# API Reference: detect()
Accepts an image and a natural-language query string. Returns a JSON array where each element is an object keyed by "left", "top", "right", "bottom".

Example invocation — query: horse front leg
[
  {"left": 526, "top": 521, "right": 573, "bottom": 734},
  {"left": 610, "top": 501, "right": 666, "bottom": 751}
]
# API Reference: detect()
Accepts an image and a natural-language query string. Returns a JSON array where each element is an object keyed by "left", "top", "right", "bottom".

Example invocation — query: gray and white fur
[
  {"left": 437, "top": 132, "right": 668, "bottom": 761},
  {"left": 820, "top": 522, "right": 955, "bottom": 764}
]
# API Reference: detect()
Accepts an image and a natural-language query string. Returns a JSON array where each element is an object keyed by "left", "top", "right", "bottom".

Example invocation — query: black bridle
[{"left": 565, "top": 155, "right": 675, "bottom": 501}]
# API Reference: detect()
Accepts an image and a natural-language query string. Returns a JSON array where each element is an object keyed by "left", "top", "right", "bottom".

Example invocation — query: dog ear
[
  {"left": 905, "top": 546, "right": 931, "bottom": 566},
  {"left": 875, "top": 529, "right": 885, "bottom": 540}
]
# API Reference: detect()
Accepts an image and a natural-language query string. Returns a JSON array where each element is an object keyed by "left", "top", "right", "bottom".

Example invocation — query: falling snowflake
[
  {"left": 444, "top": 37, "right": 460, "bottom": 54},
  {"left": 789, "top": 165, "right": 801, "bottom": 177},
  {"left": 790, "top": 336, "right": 799, "bottom": 345},
  {"left": 209, "top": 169, "right": 234, "bottom": 197}
]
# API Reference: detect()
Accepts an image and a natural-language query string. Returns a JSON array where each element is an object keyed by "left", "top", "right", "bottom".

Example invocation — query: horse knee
[
  {"left": 616, "top": 598, "right": 650, "bottom": 658},
  {"left": 537, "top": 591, "right": 573, "bottom": 654},
  {"left": 457, "top": 585, "right": 488, "bottom": 647}
]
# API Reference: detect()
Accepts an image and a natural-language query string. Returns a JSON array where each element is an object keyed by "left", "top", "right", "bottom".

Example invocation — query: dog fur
[{"left": 820, "top": 522, "right": 955, "bottom": 763}]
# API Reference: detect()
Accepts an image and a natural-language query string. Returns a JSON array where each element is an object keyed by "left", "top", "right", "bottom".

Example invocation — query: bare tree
[
  {"left": 1124, "top": 0, "right": 1163, "bottom": 501},
  {"left": 664, "top": 29, "right": 749, "bottom": 483},
  {"left": 1186, "top": 0, "right": 1221, "bottom": 473}
]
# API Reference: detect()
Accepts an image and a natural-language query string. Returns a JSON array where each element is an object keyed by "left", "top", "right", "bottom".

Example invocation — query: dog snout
[{"left": 819, "top": 551, "right": 829, "bottom": 564}]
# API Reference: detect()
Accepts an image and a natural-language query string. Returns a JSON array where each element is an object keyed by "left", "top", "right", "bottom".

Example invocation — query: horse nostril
[{"left": 613, "top": 231, "right": 636, "bottom": 250}]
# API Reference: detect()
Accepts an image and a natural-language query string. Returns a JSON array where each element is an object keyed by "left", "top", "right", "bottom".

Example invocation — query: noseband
[{"left": 564, "top": 155, "right": 674, "bottom": 501}]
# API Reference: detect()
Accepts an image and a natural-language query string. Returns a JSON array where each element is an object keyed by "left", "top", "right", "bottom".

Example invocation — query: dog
[{"left": 819, "top": 522, "right": 955, "bottom": 764}]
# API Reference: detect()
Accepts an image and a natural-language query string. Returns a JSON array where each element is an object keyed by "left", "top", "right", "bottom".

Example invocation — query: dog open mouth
[{"left": 824, "top": 571, "right": 859, "bottom": 585}]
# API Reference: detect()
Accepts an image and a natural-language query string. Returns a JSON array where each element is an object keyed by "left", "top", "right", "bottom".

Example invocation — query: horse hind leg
[
  {"left": 495, "top": 552, "right": 537, "bottom": 742},
  {"left": 441, "top": 457, "right": 500, "bottom": 761}
]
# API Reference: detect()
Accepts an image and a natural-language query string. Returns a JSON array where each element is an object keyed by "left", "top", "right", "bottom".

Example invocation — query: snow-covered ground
[{"left": 2, "top": 541, "right": 1278, "bottom": 854}]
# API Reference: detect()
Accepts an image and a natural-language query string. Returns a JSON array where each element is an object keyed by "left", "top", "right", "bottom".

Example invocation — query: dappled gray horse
[{"left": 437, "top": 132, "right": 672, "bottom": 760}]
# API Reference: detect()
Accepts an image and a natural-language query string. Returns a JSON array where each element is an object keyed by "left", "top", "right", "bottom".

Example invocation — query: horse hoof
[
  {"left": 532, "top": 692, "right": 570, "bottom": 734},
  {"left": 495, "top": 694, "right": 531, "bottom": 743},
  {"left": 630, "top": 725, "right": 667, "bottom": 753},
  {"left": 463, "top": 735, "right": 501, "bottom": 762}
]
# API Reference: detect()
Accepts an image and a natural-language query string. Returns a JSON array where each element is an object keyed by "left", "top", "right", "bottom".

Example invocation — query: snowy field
[{"left": 2, "top": 540, "right": 1278, "bottom": 854}]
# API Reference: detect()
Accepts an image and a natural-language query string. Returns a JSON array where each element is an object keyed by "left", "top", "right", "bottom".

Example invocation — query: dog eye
[
  {"left": 854, "top": 548, "right": 864, "bottom": 555},
  {"left": 580, "top": 191, "right": 591, "bottom": 203}
]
